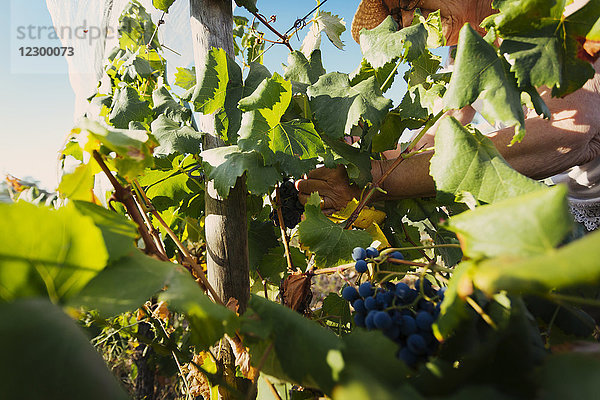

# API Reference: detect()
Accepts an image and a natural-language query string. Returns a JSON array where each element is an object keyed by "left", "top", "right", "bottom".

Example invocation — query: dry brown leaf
[{"left": 280, "top": 272, "right": 313, "bottom": 314}]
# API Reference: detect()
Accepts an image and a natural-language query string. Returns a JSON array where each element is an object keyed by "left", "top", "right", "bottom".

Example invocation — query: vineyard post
[{"left": 189, "top": 0, "right": 250, "bottom": 314}]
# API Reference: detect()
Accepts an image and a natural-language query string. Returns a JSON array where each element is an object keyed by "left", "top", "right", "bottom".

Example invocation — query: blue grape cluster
[
  {"left": 351, "top": 246, "right": 404, "bottom": 274},
  {"left": 342, "top": 252, "right": 446, "bottom": 368}
]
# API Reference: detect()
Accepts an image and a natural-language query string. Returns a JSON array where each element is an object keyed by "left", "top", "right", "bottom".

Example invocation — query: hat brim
[{"left": 351, "top": 0, "right": 391, "bottom": 44}]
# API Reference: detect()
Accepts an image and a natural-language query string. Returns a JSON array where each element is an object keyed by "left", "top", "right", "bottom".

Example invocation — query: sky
[
  {"left": 1, "top": 1, "right": 75, "bottom": 190},
  {"left": 1, "top": 0, "right": 416, "bottom": 191}
]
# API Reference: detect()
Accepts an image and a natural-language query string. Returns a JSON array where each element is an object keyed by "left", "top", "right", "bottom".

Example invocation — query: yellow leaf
[
  {"left": 328, "top": 199, "right": 389, "bottom": 248},
  {"left": 365, "top": 221, "right": 390, "bottom": 248},
  {"left": 331, "top": 198, "right": 386, "bottom": 229}
]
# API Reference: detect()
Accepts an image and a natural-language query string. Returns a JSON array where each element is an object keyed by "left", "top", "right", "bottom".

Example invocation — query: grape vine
[{"left": 2, "top": 1, "right": 600, "bottom": 399}]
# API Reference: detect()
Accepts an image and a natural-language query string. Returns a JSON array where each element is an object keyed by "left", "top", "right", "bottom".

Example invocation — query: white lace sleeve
[{"left": 569, "top": 198, "right": 600, "bottom": 231}]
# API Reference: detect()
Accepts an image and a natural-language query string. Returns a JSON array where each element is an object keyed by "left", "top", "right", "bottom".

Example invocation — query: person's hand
[{"left": 296, "top": 166, "right": 362, "bottom": 214}]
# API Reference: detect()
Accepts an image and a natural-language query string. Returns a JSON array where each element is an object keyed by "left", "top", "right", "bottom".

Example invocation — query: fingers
[
  {"left": 296, "top": 176, "right": 331, "bottom": 197},
  {"left": 296, "top": 164, "right": 358, "bottom": 213},
  {"left": 298, "top": 191, "right": 339, "bottom": 212}
]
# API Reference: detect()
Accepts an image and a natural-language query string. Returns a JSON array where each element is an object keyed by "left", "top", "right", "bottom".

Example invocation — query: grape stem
[
  {"left": 263, "top": 377, "right": 283, "bottom": 400},
  {"left": 132, "top": 178, "right": 224, "bottom": 306},
  {"left": 255, "top": 269, "right": 270, "bottom": 300},
  {"left": 385, "top": 244, "right": 461, "bottom": 251},
  {"left": 92, "top": 150, "right": 168, "bottom": 261},
  {"left": 465, "top": 296, "right": 497, "bottom": 329},
  {"left": 311, "top": 263, "right": 354, "bottom": 275},
  {"left": 131, "top": 180, "right": 168, "bottom": 256},
  {"left": 546, "top": 292, "right": 600, "bottom": 308},
  {"left": 344, "top": 110, "right": 444, "bottom": 230},
  {"left": 400, "top": 223, "right": 432, "bottom": 262},
  {"left": 247, "top": 10, "right": 293, "bottom": 51},
  {"left": 275, "top": 183, "right": 295, "bottom": 273},
  {"left": 386, "top": 259, "right": 429, "bottom": 267}
]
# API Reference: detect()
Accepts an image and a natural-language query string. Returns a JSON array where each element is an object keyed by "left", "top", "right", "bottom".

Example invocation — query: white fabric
[
  {"left": 568, "top": 197, "right": 600, "bottom": 231},
  {"left": 553, "top": 158, "right": 600, "bottom": 231},
  {"left": 46, "top": 0, "right": 194, "bottom": 120}
]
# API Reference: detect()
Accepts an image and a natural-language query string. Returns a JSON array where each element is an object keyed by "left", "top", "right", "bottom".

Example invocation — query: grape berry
[{"left": 270, "top": 179, "right": 304, "bottom": 228}]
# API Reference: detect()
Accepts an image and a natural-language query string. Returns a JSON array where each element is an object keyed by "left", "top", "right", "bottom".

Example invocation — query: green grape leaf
[
  {"left": 447, "top": 185, "right": 572, "bottom": 259},
  {"left": 333, "top": 380, "right": 422, "bottom": 400},
  {"left": 430, "top": 117, "right": 544, "bottom": 204},
  {"left": 238, "top": 73, "right": 291, "bottom": 116},
  {"left": 0, "top": 299, "right": 129, "bottom": 400},
  {"left": 433, "top": 261, "right": 477, "bottom": 340},
  {"left": 174, "top": 66, "right": 196, "bottom": 90},
  {"left": 443, "top": 24, "right": 525, "bottom": 142},
  {"left": 340, "top": 330, "right": 410, "bottom": 385},
  {"left": 188, "top": 47, "right": 243, "bottom": 143},
  {"left": 484, "top": 0, "right": 566, "bottom": 34},
  {"left": 359, "top": 16, "right": 428, "bottom": 68},
  {"left": 62, "top": 139, "right": 84, "bottom": 161},
  {"left": 372, "top": 87, "right": 429, "bottom": 152},
  {"left": 488, "top": 0, "right": 600, "bottom": 97},
  {"left": 538, "top": 353, "right": 600, "bottom": 400},
  {"left": 234, "top": 0, "right": 257, "bottom": 13},
  {"left": 473, "top": 228, "right": 600, "bottom": 296},
  {"left": 0, "top": 202, "right": 108, "bottom": 301},
  {"left": 300, "top": 10, "right": 346, "bottom": 56},
  {"left": 152, "top": 85, "right": 192, "bottom": 123},
  {"left": 350, "top": 59, "right": 399, "bottom": 93},
  {"left": 71, "top": 200, "right": 138, "bottom": 262},
  {"left": 320, "top": 136, "right": 373, "bottom": 187},
  {"left": 256, "top": 246, "right": 307, "bottom": 283},
  {"left": 425, "top": 225, "right": 463, "bottom": 267},
  {"left": 126, "top": 52, "right": 154, "bottom": 81},
  {"left": 242, "top": 295, "right": 344, "bottom": 392},
  {"left": 159, "top": 267, "right": 240, "bottom": 350},
  {"left": 244, "top": 62, "right": 272, "bottom": 95},
  {"left": 238, "top": 73, "right": 325, "bottom": 177},
  {"left": 201, "top": 145, "right": 279, "bottom": 197},
  {"left": 151, "top": 115, "right": 203, "bottom": 155},
  {"left": 307, "top": 72, "right": 392, "bottom": 139},
  {"left": 284, "top": 50, "right": 326, "bottom": 94},
  {"left": 403, "top": 51, "right": 442, "bottom": 88},
  {"left": 108, "top": 49, "right": 155, "bottom": 82},
  {"left": 118, "top": 1, "right": 161, "bottom": 50},
  {"left": 298, "top": 193, "right": 372, "bottom": 267},
  {"left": 153, "top": 0, "right": 175, "bottom": 12},
  {"left": 72, "top": 119, "right": 156, "bottom": 179},
  {"left": 188, "top": 47, "right": 237, "bottom": 113},
  {"left": 138, "top": 157, "right": 200, "bottom": 212},
  {"left": 248, "top": 220, "right": 279, "bottom": 271},
  {"left": 57, "top": 163, "right": 96, "bottom": 202},
  {"left": 108, "top": 86, "right": 153, "bottom": 129},
  {"left": 414, "top": 9, "right": 445, "bottom": 48},
  {"left": 321, "top": 293, "right": 352, "bottom": 328},
  {"left": 68, "top": 250, "right": 176, "bottom": 318}
]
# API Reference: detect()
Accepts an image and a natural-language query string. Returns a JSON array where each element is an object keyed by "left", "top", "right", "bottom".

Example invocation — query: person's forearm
[
  {"left": 370, "top": 152, "right": 437, "bottom": 200},
  {"left": 371, "top": 109, "right": 598, "bottom": 200},
  {"left": 486, "top": 115, "right": 595, "bottom": 180}
]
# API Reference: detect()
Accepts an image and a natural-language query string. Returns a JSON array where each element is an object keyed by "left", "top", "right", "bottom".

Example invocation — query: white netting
[{"left": 46, "top": 0, "right": 194, "bottom": 119}]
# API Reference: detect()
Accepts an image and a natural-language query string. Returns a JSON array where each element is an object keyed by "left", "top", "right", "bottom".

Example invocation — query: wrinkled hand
[{"left": 296, "top": 166, "right": 361, "bottom": 214}]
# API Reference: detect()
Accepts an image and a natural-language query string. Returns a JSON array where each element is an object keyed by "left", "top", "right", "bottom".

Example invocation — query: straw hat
[
  {"left": 351, "top": 0, "right": 393, "bottom": 44},
  {"left": 351, "top": 1, "right": 423, "bottom": 43}
]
